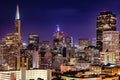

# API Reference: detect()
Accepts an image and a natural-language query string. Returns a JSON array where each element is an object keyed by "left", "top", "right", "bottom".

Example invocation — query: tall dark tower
[
  {"left": 96, "top": 11, "right": 116, "bottom": 50},
  {"left": 14, "top": 5, "right": 22, "bottom": 42}
]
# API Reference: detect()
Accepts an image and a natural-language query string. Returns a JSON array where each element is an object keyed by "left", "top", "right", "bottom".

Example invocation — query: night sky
[{"left": 0, "top": 0, "right": 120, "bottom": 44}]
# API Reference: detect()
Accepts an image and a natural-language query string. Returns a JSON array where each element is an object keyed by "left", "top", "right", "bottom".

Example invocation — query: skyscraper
[
  {"left": 78, "top": 38, "right": 89, "bottom": 52},
  {"left": 65, "top": 36, "right": 73, "bottom": 47},
  {"left": 28, "top": 33, "right": 39, "bottom": 45},
  {"left": 53, "top": 25, "right": 65, "bottom": 47},
  {"left": 102, "top": 31, "right": 119, "bottom": 65},
  {"left": 103, "top": 31, "right": 119, "bottom": 52},
  {"left": 2, "top": 5, "right": 23, "bottom": 70},
  {"left": 96, "top": 11, "right": 116, "bottom": 50},
  {"left": 14, "top": 5, "right": 22, "bottom": 43}
]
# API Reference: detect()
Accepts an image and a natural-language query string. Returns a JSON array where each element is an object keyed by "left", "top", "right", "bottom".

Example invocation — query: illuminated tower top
[
  {"left": 14, "top": 4, "right": 21, "bottom": 34},
  {"left": 56, "top": 24, "right": 60, "bottom": 32},
  {"left": 14, "top": 4, "right": 22, "bottom": 43},
  {"left": 15, "top": 4, "right": 20, "bottom": 20},
  {"left": 53, "top": 25, "right": 65, "bottom": 46}
]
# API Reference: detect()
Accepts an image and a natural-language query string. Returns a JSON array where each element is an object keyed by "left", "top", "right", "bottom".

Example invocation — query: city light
[{"left": 0, "top": 1, "right": 120, "bottom": 80}]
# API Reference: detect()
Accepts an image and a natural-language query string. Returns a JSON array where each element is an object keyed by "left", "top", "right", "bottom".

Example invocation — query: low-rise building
[{"left": 0, "top": 69, "right": 51, "bottom": 80}]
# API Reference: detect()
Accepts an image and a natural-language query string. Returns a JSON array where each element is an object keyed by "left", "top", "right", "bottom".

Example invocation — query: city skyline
[{"left": 0, "top": 0, "right": 120, "bottom": 44}]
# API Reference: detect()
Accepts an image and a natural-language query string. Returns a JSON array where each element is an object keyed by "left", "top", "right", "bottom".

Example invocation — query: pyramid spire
[{"left": 15, "top": 4, "right": 20, "bottom": 19}]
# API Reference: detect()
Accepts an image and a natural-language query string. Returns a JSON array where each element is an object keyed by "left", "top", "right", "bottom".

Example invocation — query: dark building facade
[
  {"left": 96, "top": 11, "right": 116, "bottom": 50},
  {"left": 28, "top": 34, "right": 39, "bottom": 45}
]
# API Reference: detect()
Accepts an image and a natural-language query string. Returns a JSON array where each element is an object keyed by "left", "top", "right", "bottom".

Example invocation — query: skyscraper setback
[
  {"left": 2, "top": 5, "right": 23, "bottom": 70},
  {"left": 96, "top": 11, "right": 116, "bottom": 50}
]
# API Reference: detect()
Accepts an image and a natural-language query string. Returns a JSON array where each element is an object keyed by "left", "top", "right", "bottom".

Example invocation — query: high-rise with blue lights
[{"left": 53, "top": 25, "right": 65, "bottom": 47}]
